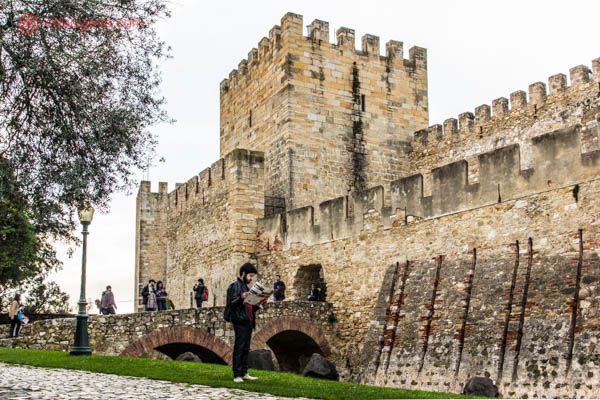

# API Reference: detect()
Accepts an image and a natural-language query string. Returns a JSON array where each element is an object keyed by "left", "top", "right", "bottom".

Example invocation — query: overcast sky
[{"left": 50, "top": 0, "right": 600, "bottom": 313}]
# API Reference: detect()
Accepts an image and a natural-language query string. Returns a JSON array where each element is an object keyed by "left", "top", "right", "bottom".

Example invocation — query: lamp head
[{"left": 78, "top": 206, "right": 95, "bottom": 224}]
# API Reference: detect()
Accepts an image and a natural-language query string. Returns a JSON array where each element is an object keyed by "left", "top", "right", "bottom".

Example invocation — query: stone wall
[
  {"left": 257, "top": 176, "right": 600, "bottom": 397},
  {"left": 258, "top": 121, "right": 599, "bottom": 248},
  {"left": 0, "top": 302, "right": 334, "bottom": 362},
  {"left": 134, "top": 181, "right": 168, "bottom": 306},
  {"left": 409, "top": 58, "right": 600, "bottom": 199},
  {"left": 254, "top": 59, "right": 600, "bottom": 396}
]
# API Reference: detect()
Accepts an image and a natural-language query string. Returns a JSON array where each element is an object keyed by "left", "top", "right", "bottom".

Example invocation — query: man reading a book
[{"left": 225, "top": 262, "right": 267, "bottom": 383}]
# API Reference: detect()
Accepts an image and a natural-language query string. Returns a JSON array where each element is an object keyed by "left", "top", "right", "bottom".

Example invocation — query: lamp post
[{"left": 70, "top": 206, "right": 94, "bottom": 356}]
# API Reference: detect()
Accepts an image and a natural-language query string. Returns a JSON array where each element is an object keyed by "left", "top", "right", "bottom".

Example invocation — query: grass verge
[{"left": 0, "top": 348, "right": 470, "bottom": 399}]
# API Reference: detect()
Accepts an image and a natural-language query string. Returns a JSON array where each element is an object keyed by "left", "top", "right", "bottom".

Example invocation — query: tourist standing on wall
[
  {"left": 8, "top": 294, "right": 23, "bottom": 338},
  {"left": 273, "top": 275, "right": 286, "bottom": 303},
  {"left": 142, "top": 279, "right": 157, "bottom": 311},
  {"left": 224, "top": 263, "right": 266, "bottom": 383},
  {"left": 155, "top": 281, "right": 168, "bottom": 311},
  {"left": 100, "top": 285, "right": 117, "bottom": 315},
  {"left": 94, "top": 299, "right": 102, "bottom": 314},
  {"left": 307, "top": 284, "right": 321, "bottom": 301},
  {"left": 193, "top": 278, "right": 207, "bottom": 309}
]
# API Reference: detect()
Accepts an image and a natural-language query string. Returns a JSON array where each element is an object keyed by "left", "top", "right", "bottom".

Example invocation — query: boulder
[
  {"left": 175, "top": 352, "right": 202, "bottom": 362},
  {"left": 302, "top": 353, "right": 339, "bottom": 380},
  {"left": 248, "top": 349, "right": 277, "bottom": 371},
  {"left": 463, "top": 376, "right": 499, "bottom": 398}
]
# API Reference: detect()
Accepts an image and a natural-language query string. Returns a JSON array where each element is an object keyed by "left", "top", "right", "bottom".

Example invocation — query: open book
[{"left": 244, "top": 281, "right": 273, "bottom": 305}]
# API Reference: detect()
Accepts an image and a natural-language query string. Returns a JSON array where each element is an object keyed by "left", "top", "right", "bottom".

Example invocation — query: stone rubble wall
[
  {"left": 0, "top": 302, "right": 334, "bottom": 358},
  {"left": 258, "top": 119, "right": 599, "bottom": 249}
]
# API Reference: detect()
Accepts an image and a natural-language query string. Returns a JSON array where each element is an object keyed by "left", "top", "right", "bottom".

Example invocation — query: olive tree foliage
[
  {"left": 0, "top": 159, "right": 42, "bottom": 285},
  {"left": 0, "top": 0, "right": 171, "bottom": 242},
  {"left": 0, "top": 160, "right": 67, "bottom": 312},
  {"left": 0, "top": 0, "right": 171, "bottom": 300},
  {"left": 0, "top": 274, "right": 71, "bottom": 314}
]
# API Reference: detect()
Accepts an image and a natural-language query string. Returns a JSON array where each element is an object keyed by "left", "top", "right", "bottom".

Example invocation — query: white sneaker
[
  {"left": 243, "top": 374, "right": 258, "bottom": 381},
  {"left": 233, "top": 377, "right": 244, "bottom": 383}
]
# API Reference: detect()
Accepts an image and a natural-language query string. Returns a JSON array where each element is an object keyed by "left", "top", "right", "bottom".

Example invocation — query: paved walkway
[{"left": 0, "top": 363, "right": 303, "bottom": 399}]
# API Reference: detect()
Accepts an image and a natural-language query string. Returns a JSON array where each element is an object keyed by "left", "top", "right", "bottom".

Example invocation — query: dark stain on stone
[
  {"left": 418, "top": 256, "right": 443, "bottom": 374},
  {"left": 384, "top": 260, "right": 411, "bottom": 375},
  {"left": 498, "top": 241, "right": 520, "bottom": 382},
  {"left": 351, "top": 62, "right": 367, "bottom": 191},
  {"left": 512, "top": 238, "right": 534, "bottom": 381},
  {"left": 455, "top": 249, "right": 476, "bottom": 376},
  {"left": 565, "top": 229, "right": 583, "bottom": 373},
  {"left": 374, "top": 261, "right": 402, "bottom": 373}
]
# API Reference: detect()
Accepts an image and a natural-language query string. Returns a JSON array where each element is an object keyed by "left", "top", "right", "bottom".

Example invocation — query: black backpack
[
  {"left": 223, "top": 283, "right": 232, "bottom": 322},
  {"left": 223, "top": 304, "right": 231, "bottom": 322}
]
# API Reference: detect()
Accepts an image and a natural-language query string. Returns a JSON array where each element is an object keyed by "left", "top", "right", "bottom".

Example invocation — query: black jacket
[
  {"left": 224, "top": 278, "right": 256, "bottom": 327},
  {"left": 141, "top": 285, "right": 154, "bottom": 305},
  {"left": 273, "top": 280, "right": 286, "bottom": 299}
]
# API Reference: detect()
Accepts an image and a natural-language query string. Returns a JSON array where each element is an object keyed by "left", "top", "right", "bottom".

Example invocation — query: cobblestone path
[{"left": 0, "top": 363, "right": 306, "bottom": 399}]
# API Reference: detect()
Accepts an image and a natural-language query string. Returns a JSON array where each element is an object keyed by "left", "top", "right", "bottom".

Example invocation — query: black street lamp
[{"left": 70, "top": 206, "right": 94, "bottom": 356}]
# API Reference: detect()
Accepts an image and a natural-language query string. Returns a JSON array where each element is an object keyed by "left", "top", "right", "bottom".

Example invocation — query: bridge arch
[
  {"left": 252, "top": 316, "right": 331, "bottom": 372},
  {"left": 120, "top": 326, "right": 233, "bottom": 364}
]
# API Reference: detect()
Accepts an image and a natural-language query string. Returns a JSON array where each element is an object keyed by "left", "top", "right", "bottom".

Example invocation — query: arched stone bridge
[{"left": 3, "top": 302, "right": 334, "bottom": 372}]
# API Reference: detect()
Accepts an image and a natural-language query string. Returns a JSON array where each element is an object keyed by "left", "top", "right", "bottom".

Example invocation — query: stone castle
[{"left": 135, "top": 12, "right": 600, "bottom": 397}]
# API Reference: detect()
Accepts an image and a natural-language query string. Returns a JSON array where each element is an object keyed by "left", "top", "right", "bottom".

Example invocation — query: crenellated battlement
[
  {"left": 219, "top": 12, "right": 429, "bottom": 210},
  {"left": 412, "top": 57, "right": 600, "bottom": 154},
  {"left": 258, "top": 122, "right": 600, "bottom": 250},
  {"left": 138, "top": 149, "right": 264, "bottom": 217},
  {"left": 219, "top": 12, "right": 426, "bottom": 98},
  {"left": 219, "top": 23, "right": 284, "bottom": 96}
]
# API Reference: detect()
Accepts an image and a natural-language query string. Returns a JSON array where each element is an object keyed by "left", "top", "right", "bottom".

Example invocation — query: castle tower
[
  {"left": 134, "top": 181, "right": 168, "bottom": 309},
  {"left": 219, "top": 13, "right": 429, "bottom": 211},
  {"left": 134, "top": 13, "right": 429, "bottom": 311}
]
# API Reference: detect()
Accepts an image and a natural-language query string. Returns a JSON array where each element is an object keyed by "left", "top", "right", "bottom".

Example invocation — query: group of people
[
  {"left": 138, "top": 274, "right": 317, "bottom": 312},
  {"left": 140, "top": 278, "right": 210, "bottom": 311},
  {"left": 141, "top": 279, "right": 174, "bottom": 311},
  {"left": 271, "top": 276, "right": 322, "bottom": 302}
]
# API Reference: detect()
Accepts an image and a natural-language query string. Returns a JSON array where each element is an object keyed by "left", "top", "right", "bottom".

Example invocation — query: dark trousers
[
  {"left": 157, "top": 299, "right": 167, "bottom": 311},
  {"left": 9, "top": 317, "right": 21, "bottom": 337},
  {"left": 195, "top": 298, "right": 203, "bottom": 308},
  {"left": 232, "top": 321, "right": 253, "bottom": 378},
  {"left": 101, "top": 307, "right": 115, "bottom": 315}
]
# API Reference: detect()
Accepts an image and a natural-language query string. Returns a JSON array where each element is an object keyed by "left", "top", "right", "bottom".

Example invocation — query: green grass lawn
[{"left": 0, "top": 348, "right": 471, "bottom": 399}]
